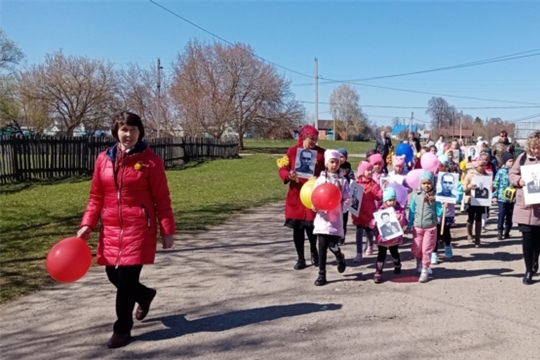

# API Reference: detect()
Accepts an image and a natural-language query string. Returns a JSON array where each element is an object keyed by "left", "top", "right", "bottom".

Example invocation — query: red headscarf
[{"left": 298, "top": 125, "right": 319, "bottom": 144}]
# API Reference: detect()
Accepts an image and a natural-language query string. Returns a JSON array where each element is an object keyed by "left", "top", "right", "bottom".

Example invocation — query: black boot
[
  {"left": 504, "top": 231, "right": 511, "bottom": 239},
  {"left": 497, "top": 231, "right": 504, "bottom": 240},
  {"left": 314, "top": 271, "right": 327, "bottom": 286},
  {"left": 336, "top": 253, "right": 346, "bottom": 273},
  {"left": 374, "top": 262, "right": 384, "bottom": 284},
  {"left": 107, "top": 332, "right": 131, "bottom": 349},
  {"left": 294, "top": 259, "right": 306, "bottom": 270},
  {"left": 523, "top": 272, "right": 533, "bottom": 285},
  {"left": 533, "top": 262, "right": 539, "bottom": 275},
  {"left": 311, "top": 249, "right": 319, "bottom": 266},
  {"left": 394, "top": 259, "right": 402, "bottom": 274},
  {"left": 474, "top": 221, "right": 482, "bottom": 247}
]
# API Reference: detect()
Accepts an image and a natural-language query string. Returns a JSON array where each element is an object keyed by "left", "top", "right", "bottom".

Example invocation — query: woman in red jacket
[
  {"left": 77, "top": 112, "right": 176, "bottom": 349},
  {"left": 278, "top": 125, "right": 325, "bottom": 270}
]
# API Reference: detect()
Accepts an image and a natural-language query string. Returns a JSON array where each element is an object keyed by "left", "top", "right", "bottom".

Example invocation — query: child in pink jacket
[{"left": 370, "top": 187, "right": 408, "bottom": 283}]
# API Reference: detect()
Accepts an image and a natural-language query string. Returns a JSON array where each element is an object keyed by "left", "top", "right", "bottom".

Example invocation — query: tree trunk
[{"left": 238, "top": 131, "right": 245, "bottom": 150}]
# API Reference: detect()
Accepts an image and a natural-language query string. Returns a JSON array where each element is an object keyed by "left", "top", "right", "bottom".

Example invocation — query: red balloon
[
  {"left": 311, "top": 183, "right": 342, "bottom": 211},
  {"left": 46, "top": 237, "right": 92, "bottom": 283}
]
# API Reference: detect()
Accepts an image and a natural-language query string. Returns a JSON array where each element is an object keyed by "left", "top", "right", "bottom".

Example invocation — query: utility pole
[
  {"left": 156, "top": 58, "right": 163, "bottom": 138},
  {"left": 409, "top": 112, "right": 413, "bottom": 134},
  {"left": 459, "top": 110, "right": 463, "bottom": 143},
  {"left": 314, "top": 58, "right": 319, "bottom": 132}
]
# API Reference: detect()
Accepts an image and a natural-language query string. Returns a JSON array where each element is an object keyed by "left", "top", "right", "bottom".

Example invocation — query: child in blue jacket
[{"left": 493, "top": 153, "right": 515, "bottom": 240}]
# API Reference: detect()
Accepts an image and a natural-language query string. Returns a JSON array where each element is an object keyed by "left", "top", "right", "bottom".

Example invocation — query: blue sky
[{"left": 2, "top": 0, "right": 540, "bottom": 127}]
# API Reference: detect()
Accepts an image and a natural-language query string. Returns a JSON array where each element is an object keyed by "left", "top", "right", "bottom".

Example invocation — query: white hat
[
  {"left": 324, "top": 149, "right": 340, "bottom": 164},
  {"left": 477, "top": 136, "right": 483, "bottom": 141}
]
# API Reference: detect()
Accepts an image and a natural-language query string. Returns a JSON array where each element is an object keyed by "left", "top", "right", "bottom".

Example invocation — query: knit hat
[
  {"left": 438, "top": 154, "right": 450, "bottom": 165},
  {"left": 337, "top": 148, "right": 348, "bottom": 160},
  {"left": 502, "top": 152, "right": 514, "bottom": 165},
  {"left": 369, "top": 153, "right": 383, "bottom": 166},
  {"left": 420, "top": 171, "right": 435, "bottom": 186},
  {"left": 393, "top": 155, "right": 405, "bottom": 167},
  {"left": 383, "top": 187, "right": 397, "bottom": 202},
  {"left": 473, "top": 159, "right": 487, "bottom": 168},
  {"left": 357, "top": 161, "right": 373, "bottom": 176},
  {"left": 324, "top": 149, "right": 340, "bottom": 164}
]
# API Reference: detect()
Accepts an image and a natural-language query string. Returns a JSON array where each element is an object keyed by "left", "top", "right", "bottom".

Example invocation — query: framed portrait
[
  {"left": 521, "top": 164, "right": 540, "bottom": 205},
  {"left": 436, "top": 172, "right": 459, "bottom": 204},
  {"left": 374, "top": 207, "right": 403, "bottom": 241},
  {"left": 467, "top": 146, "right": 479, "bottom": 160},
  {"left": 380, "top": 176, "right": 390, "bottom": 189},
  {"left": 471, "top": 175, "right": 492, "bottom": 207},
  {"left": 347, "top": 182, "right": 364, "bottom": 217},
  {"left": 294, "top": 149, "right": 317, "bottom": 179}
]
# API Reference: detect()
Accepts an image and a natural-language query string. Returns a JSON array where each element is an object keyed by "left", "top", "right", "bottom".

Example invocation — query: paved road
[{"left": 0, "top": 204, "right": 538, "bottom": 359}]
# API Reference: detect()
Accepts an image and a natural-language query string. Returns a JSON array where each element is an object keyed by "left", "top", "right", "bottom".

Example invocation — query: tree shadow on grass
[
  {"left": 240, "top": 147, "right": 289, "bottom": 155},
  {"left": 0, "top": 175, "right": 92, "bottom": 194},
  {"left": 137, "top": 303, "right": 342, "bottom": 342}
]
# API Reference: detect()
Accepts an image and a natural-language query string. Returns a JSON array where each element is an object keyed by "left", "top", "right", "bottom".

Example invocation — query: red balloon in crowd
[
  {"left": 311, "top": 183, "right": 342, "bottom": 211},
  {"left": 46, "top": 237, "right": 92, "bottom": 283}
]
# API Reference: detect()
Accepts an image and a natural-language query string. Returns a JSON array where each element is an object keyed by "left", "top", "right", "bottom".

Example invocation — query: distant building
[{"left": 390, "top": 125, "right": 418, "bottom": 139}]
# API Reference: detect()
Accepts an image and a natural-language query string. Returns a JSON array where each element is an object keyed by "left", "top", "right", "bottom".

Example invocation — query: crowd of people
[{"left": 279, "top": 125, "right": 539, "bottom": 287}]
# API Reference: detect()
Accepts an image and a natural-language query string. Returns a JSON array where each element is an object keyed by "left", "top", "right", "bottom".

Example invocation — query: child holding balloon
[
  {"left": 312, "top": 150, "right": 352, "bottom": 286},
  {"left": 370, "top": 187, "right": 408, "bottom": 283},
  {"left": 351, "top": 161, "right": 383, "bottom": 261},
  {"left": 407, "top": 171, "right": 444, "bottom": 283}
]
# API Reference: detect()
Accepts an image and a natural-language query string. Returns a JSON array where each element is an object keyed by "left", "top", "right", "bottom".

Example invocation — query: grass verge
[
  {"left": 0, "top": 154, "right": 286, "bottom": 303},
  {"left": 242, "top": 138, "right": 375, "bottom": 156}
]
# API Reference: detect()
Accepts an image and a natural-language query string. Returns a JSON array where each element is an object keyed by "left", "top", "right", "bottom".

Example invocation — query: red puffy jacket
[
  {"left": 351, "top": 176, "right": 383, "bottom": 228},
  {"left": 278, "top": 144, "right": 325, "bottom": 221},
  {"left": 81, "top": 143, "right": 176, "bottom": 266}
]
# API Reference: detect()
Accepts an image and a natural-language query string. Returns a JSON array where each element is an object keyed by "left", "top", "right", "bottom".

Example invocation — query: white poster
[
  {"left": 347, "top": 182, "right": 364, "bottom": 217},
  {"left": 294, "top": 149, "right": 317, "bottom": 179},
  {"left": 467, "top": 146, "right": 479, "bottom": 160},
  {"left": 471, "top": 175, "right": 493, "bottom": 207},
  {"left": 436, "top": 172, "right": 459, "bottom": 204},
  {"left": 374, "top": 207, "right": 404, "bottom": 241},
  {"left": 521, "top": 164, "right": 540, "bottom": 205},
  {"left": 380, "top": 176, "right": 390, "bottom": 189}
]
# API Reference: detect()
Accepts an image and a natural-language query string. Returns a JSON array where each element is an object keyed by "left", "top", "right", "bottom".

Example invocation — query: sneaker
[
  {"left": 337, "top": 255, "right": 346, "bottom": 273},
  {"left": 419, "top": 268, "right": 429, "bottom": 283},
  {"left": 353, "top": 253, "right": 363, "bottom": 263},
  {"left": 314, "top": 272, "right": 327, "bottom": 286},
  {"left": 374, "top": 270, "right": 382, "bottom": 284},
  {"left": 444, "top": 246, "right": 453, "bottom": 259},
  {"left": 431, "top": 252, "right": 439, "bottom": 265},
  {"left": 365, "top": 245, "right": 373, "bottom": 256}
]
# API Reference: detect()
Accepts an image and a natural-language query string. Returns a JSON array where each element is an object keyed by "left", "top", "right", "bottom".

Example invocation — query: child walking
[
  {"left": 338, "top": 148, "right": 355, "bottom": 245},
  {"left": 464, "top": 159, "right": 490, "bottom": 247},
  {"left": 313, "top": 150, "right": 352, "bottom": 286},
  {"left": 370, "top": 187, "right": 408, "bottom": 283},
  {"left": 407, "top": 171, "right": 444, "bottom": 283},
  {"left": 351, "top": 161, "right": 383, "bottom": 261},
  {"left": 369, "top": 153, "right": 384, "bottom": 186},
  {"left": 493, "top": 153, "right": 515, "bottom": 240},
  {"left": 432, "top": 155, "right": 463, "bottom": 264}
]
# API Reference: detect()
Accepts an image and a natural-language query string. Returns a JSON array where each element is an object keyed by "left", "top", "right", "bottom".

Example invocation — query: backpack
[{"left": 502, "top": 152, "right": 526, "bottom": 202}]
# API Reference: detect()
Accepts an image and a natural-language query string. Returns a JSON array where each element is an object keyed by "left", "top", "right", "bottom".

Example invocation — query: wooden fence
[{"left": 0, "top": 135, "right": 239, "bottom": 184}]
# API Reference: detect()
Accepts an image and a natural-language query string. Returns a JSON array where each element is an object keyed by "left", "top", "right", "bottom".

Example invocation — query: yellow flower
[
  {"left": 133, "top": 161, "right": 143, "bottom": 171},
  {"left": 276, "top": 155, "right": 290, "bottom": 168}
]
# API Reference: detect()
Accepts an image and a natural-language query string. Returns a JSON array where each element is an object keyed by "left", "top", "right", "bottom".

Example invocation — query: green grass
[
  {"left": 0, "top": 155, "right": 287, "bottom": 303},
  {"left": 242, "top": 138, "right": 375, "bottom": 156}
]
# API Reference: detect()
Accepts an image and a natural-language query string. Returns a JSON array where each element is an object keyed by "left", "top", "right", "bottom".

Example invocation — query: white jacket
[{"left": 313, "top": 171, "right": 351, "bottom": 237}]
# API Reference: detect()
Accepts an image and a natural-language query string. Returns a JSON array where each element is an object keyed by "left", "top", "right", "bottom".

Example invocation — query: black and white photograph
[
  {"left": 347, "top": 182, "right": 364, "bottom": 217},
  {"left": 436, "top": 172, "right": 459, "bottom": 204},
  {"left": 467, "top": 146, "right": 479, "bottom": 160},
  {"left": 520, "top": 164, "right": 540, "bottom": 205},
  {"left": 374, "top": 207, "right": 403, "bottom": 241},
  {"left": 294, "top": 149, "right": 317, "bottom": 179},
  {"left": 471, "top": 175, "right": 492, "bottom": 206},
  {"left": 380, "top": 176, "right": 390, "bottom": 189}
]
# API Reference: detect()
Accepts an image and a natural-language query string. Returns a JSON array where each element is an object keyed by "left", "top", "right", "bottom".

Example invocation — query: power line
[
  {"left": 297, "top": 100, "right": 540, "bottom": 110},
  {"left": 508, "top": 113, "right": 540, "bottom": 122},
  {"left": 149, "top": 0, "right": 313, "bottom": 79}
]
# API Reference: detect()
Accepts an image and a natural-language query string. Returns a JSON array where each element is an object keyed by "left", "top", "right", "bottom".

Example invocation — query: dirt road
[{"left": 0, "top": 203, "right": 538, "bottom": 359}]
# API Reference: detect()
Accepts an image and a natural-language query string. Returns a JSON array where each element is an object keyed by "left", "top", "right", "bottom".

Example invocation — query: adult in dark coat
[
  {"left": 493, "top": 131, "right": 515, "bottom": 168},
  {"left": 278, "top": 125, "right": 325, "bottom": 270},
  {"left": 376, "top": 131, "right": 393, "bottom": 174}
]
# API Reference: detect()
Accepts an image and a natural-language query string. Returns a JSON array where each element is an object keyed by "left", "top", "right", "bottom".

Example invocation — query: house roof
[
  {"left": 391, "top": 125, "right": 417, "bottom": 136},
  {"left": 318, "top": 120, "right": 333, "bottom": 130},
  {"left": 436, "top": 128, "right": 474, "bottom": 137}
]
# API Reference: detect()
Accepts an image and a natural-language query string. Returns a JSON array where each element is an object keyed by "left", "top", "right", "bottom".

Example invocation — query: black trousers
[
  {"left": 318, "top": 234, "right": 343, "bottom": 273},
  {"left": 293, "top": 226, "right": 317, "bottom": 261},
  {"left": 342, "top": 212, "right": 349, "bottom": 239},
  {"left": 436, "top": 223, "right": 452, "bottom": 250},
  {"left": 106, "top": 265, "right": 152, "bottom": 333},
  {"left": 520, "top": 225, "right": 540, "bottom": 273},
  {"left": 467, "top": 206, "right": 486, "bottom": 223},
  {"left": 376, "top": 245, "right": 400, "bottom": 264}
]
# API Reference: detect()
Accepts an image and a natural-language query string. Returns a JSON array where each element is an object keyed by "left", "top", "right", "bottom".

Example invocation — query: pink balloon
[
  {"left": 421, "top": 153, "right": 440, "bottom": 172},
  {"left": 406, "top": 169, "right": 424, "bottom": 191}
]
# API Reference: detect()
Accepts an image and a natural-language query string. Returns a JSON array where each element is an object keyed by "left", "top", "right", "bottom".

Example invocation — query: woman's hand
[
  {"left": 519, "top": 179, "right": 525, "bottom": 187},
  {"left": 468, "top": 183, "right": 477, "bottom": 190},
  {"left": 289, "top": 170, "right": 298, "bottom": 182},
  {"left": 77, "top": 226, "right": 92, "bottom": 241},
  {"left": 162, "top": 234, "right": 175, "bottom": 249}
]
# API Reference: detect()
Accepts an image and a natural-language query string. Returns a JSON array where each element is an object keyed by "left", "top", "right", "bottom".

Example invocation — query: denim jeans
[
  {"left": 497, "top": 202, "right": 514, "bottom": 233},
  {"left": 355, "top": 226, "right": 374, "bottom": 254}
]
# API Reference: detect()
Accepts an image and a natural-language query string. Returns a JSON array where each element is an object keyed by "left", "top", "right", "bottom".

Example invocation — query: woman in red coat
[
  {"left": 77, "top": 112, "right": 176, "bottom": 349},
  {"left": 278, "top": 125, "right": 325, "bottom": 270}
]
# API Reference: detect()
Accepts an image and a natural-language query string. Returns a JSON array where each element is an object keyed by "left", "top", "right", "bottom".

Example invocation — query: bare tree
[
  {"left": 0, "top": 28, "right": 24, "bottom": 72},
  {"left": 426, "top": 97, "right": 454, "bottom": 130},
  {"left": 0, "top": 28, "right": 24, "bottom": 128},
  {"left": 171, "top": 41, "right": 302, "bottom": 148},
  {"left": 329, "top": 84, "right": 366, "bottom": 139},
  {"left": 17, "top": 51, "right": 118, "bottom": 135},
  {"left": 117, "top": 63, "right": 179, "bottom": 137}
]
